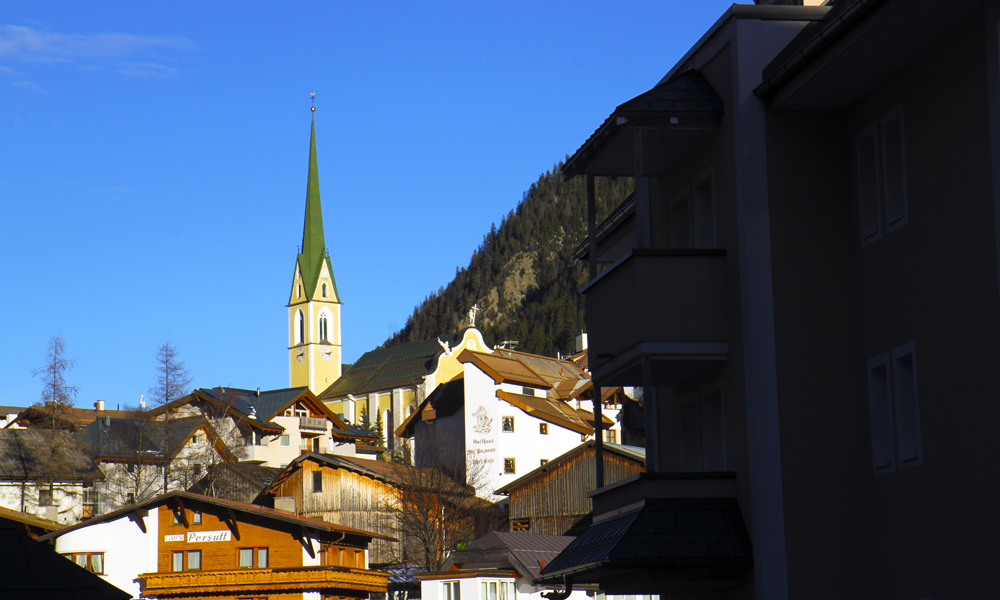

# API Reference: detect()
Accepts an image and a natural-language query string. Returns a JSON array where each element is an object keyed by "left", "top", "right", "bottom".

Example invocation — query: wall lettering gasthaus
[
  {"left": 868, "top": 342, "right": 921, "bottom": 476},
  {"left": 186, "top": 530, "right": 231, "bottom": 542},
  {"left": 857, "top": 105, "right": 908, "bottom": 247}
]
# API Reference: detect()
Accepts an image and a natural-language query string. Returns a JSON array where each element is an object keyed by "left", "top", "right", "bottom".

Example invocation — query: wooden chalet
[
  {"left": 39, "top": 490, "right": 390, "bottom": 600},
  {"left": 495, "top": 441, "right": 645, "bottom": 536}
]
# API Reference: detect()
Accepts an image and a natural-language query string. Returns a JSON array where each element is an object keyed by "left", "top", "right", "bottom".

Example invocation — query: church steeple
[
  {"left": 289, "top": 113, "right": 342, "bottom": 394},
  {"left": 297, "top": 118, "right": 339, "bottom": 302}
]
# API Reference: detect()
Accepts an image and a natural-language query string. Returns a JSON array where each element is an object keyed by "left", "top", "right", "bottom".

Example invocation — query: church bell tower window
[
  {"left": 296, "top": 310, "right": 305, "bottom": 344},
  {"left": 322, "top": 283, "right": 328, "bottom": 298},
  {"left": 320, "top": 316, "right": 329, "bottom": 341}
]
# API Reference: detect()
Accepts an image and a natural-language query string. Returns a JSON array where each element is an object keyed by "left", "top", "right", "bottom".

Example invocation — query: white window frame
[{"left": 857, "top": 104, "right": 908, "bottom": 247}]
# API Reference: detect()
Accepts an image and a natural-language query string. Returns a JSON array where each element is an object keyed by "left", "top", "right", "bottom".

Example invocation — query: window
[
  {"left": 127, "top": 492, "right": 135, "bottom": 504},
  {"left": 66, "top": 552, "right": 104, "bottom": 574},
  {"left": 187, "top": 550, "right": 201, "bottom": 571},
  {"left": 38, "top": 488, "right": 53, "bottom": 506},
  {"left": 501, "top": 416, "right": 514, "bottom": 432},
  {"left": 521, "top": 387, "right": 534, "bottom": 396},
  {"left": 193, "top": 463, "right": 203, "bottom": 477},
  {"left": 192, "top": 434, "right": 203, "bottom": 445},
  {"left": 239, "top": 547, "right": 269, "bottom": 569},
  {"left": 857, "top": 106, "right": 907, "bottom": 247},
  {"left": 82, "top": 489, "right": 99, "bottom": 519},
  {"left": 678, "top": 384, "right": 725, "bottom": 472},
  {"left": 296, "top": 310, "right": 305, "bottom": 344},
  {"left": 297, "top": 284, "right": 302, "bottom": 298},
  {"left": 503, "top": 458, "right": 516, "bottom": 474},
  {"left": 192, "top": 511, "right": 202, "bottom": 525},
  {"left": 172, "top": 551, "right": 183, "bottom": 572},
  {"left": 280, "top": 434, "right": 290, "bottom": 447},
  {"left": 320, "top": 315, "right": 329, "bottom": 341},
  {"left": 322, "top": 283, "right": 328, "bottom": 298},
  {"left": 500, "top": 581, "right": 516, "bottom": 600},
  {"left": 670, "top": 170, "right": 716, "bottom": 249},
  {"left": 539, "top": 423, "right": 548, "bottom": 435},
  {"left": 443, "top": 581, "right": 461, "bottom": 600},
  {"left": 869, "top": 343, "right": 921, "bottom": 475},
  {"left": 482, "top": 582, "right": 498, "bottom": 600},
  {"left": 540, "top": 459, "right": 548, "bottom": 466},
  {"left": 313, "top": 471, "right": 323, "bottom": 493},
  {"left": 511, "top": 518, "right": 530, "bottom": 532},
  {"left": 603, "top": 429, "right": 617, "bottom": 444},
  {"left": 172, "top": 510, "right": 181, "bottom": 525}
]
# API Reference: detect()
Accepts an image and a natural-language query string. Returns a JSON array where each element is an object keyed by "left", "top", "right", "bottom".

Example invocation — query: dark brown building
[{"left": 539, "top": 0, "right": 1000, "bottom": 598}]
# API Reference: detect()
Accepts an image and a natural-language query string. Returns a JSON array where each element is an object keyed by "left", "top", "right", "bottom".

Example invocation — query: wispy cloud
[
  {"left": 10, "top": 79, "right": 44, "bottom": 92},
  {"left": 0, "top": 25, "right": 195, "bottom": 74},
  {"left": 0, "top": 65, "right": 14, "bottom": 76}
]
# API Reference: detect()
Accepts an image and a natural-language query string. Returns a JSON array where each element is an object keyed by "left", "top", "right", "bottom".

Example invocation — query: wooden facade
[
  {"left": 501, "top": 443, "right": 644, "bottom": 535},
  {"left": 267, "top": 455, "right": 400, "bottom": 566}
]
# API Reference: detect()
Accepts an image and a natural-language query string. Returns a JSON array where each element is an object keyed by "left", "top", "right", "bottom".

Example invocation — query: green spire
[{"left": 297, "top": 117, "right": 340, "bottom": 301}]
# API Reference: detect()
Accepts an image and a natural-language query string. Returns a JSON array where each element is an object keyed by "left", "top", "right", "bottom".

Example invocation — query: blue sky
[{"left": 1, "top": 1, "right": 734, "bottom": 409}]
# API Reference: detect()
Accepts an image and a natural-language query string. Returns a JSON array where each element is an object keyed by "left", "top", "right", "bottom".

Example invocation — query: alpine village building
[{"left": 535, "top": 0, "right": 1000, "bottom": 598}]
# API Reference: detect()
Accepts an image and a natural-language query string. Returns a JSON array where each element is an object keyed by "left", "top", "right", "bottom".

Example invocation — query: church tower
[{"left": 288, "top": 116, "right": 342, "bottom": 393}]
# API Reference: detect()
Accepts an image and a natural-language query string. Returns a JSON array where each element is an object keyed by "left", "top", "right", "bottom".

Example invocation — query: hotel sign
[{"left": 187, "top": 530, "right": 231, "bottom": 543}]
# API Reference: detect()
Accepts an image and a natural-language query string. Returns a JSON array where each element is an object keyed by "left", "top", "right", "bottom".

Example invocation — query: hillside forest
[{"left": 383, "top": 164, "right": 632, "bottom": 358}]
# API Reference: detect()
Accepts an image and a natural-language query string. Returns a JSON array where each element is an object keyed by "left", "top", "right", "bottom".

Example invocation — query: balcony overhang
[
  {"left": 535, "top": 473, "right": 750, "bottom": 594},
  {"left": 138, "top": 566, "right": 389, "bottom": 598},
  {"left": 582, "top": 249, "right": 728, "bottom": 386},
  {"left": 562, "top": 71, "right": 723, "bottom": 180}
]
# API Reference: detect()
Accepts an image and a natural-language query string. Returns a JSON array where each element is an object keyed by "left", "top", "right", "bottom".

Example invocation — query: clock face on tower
[
  {"left": 320, "top": 346, "right": 334, "bottom": 361},
  {"left": 296, "top": 347, "right": 306, "bottom": 363}
]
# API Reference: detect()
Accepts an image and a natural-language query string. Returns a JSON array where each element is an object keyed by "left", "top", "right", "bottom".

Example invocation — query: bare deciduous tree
[
  {"left": 149, "top": 341, "right": 193, "bottom": 490},
  {"left": 384, "top": 428, "right": 506, "bottom": 573},
  {"left": 32, "top": 335, "right": 80, "bottom": 501}
]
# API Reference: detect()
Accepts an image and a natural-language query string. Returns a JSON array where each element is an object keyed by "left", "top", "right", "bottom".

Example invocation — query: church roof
[
  {"left": 297, "top": 117, "right": 340, "bottom": 302},
  {"left": 320, "top": 330, "right": 470, "bottom": 399}
]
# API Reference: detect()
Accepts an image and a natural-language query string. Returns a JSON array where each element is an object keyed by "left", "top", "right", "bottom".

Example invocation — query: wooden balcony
[
  {"left": 138, "top": 565, "right": 388, "bottom": 598},
  {"left": 581, "top": 248, "right": 728, "bottom": 386},
  {"left": 299, "top": 416, "right": 328, "bottom": 431}
]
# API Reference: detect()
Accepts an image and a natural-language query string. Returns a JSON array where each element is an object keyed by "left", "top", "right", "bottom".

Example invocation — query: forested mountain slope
[{"left": 383, "top": 164, "right": 632, "bottom": 357}]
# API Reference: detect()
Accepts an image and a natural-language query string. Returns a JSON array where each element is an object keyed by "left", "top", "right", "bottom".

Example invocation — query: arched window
[
  {"left": 296, "top": 310, "right": 305, "bottom": 344},
  {"left": 320, "top": 315, "right": 329, "bottom": 341},
  {"left": 322, "top": 283, "right": 327, "bottom": 298}
]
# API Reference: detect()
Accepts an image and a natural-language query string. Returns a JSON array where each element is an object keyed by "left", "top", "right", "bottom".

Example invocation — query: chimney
[
  {"left": 274, "top": 497, "right": 297, "bottom": 514},
  {"left": 95, "top": 400, "right": 105, "bottom": 411},
  {"left": 576, "top": 333, "right": 588, "bottom": 353}
]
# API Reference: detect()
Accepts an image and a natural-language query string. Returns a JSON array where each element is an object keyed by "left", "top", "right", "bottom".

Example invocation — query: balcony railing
[
  {"left": 139, "top": 565, "right": 388, "bottom": 597},
  {"left": 581, "top": 248, "right": 728, "bottom": 384},
  {"left": 299, "top": 416, "right": 327, "bottom": 431}
]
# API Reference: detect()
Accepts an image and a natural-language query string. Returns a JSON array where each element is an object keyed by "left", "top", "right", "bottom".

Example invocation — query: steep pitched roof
[
  {"left": 495, "top": 441, "right": 645, "bottom": 495},
  {"left": 78, "top": 415, "right": 235, "bottom": 464},
  {"left": 321, "top": 329, "right": 472, "bottom": 399},
  {"left": 0, "top": 429, "right": 103, "bottom": 482},
  {"left": 296, "top": 118, "right": 339, "bottom": 302},
  {"left": 187, "top": 461, "right": 281, "bottom": 504},
  {"left": 39, "top": 490, "right": 391, "bottom": 543}
]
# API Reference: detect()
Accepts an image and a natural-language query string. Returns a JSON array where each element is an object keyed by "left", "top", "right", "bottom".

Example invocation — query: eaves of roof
[
  {"left": 39, "top": 490, "right": 392, "bottom": 542},
  {"left": 497, "top": 391, "right": 591, "bottom": 436},
  {"left": 495, "top": 441, "right": 645, "bottom": 495},
  {"left": 459, "top": 350, "right": 551, "bottom": 389}
]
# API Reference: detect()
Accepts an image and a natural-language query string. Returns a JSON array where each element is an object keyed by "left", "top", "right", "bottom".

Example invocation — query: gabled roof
[
  {"left": 77, "top": 415, "right": 235, "bottom": 464},
  {"left": 39, "top": 490, "right": 391, "bottom": 543},
  {"left": 0, "top": 429, "right": 103, "bottom": 482},
  {"left": 0, "top": 523, "right": 131, "bottom": 600},
  {"left": 418, "top": 531, "right": 576, "bottom": 583},
  {"left": 7, "top": 404, "right": 145, "bottom": 431},
  {"left": 0, "top": 505, "right": 63, "bottom": 533},
  {"left": 187, "top": 461, "right": 281, "bottom": 504},
  {"left": 266, "top": 452, "right": 467, "bottom": 497},
  {"left": 495, "top": 442, "right": 645, "bottom": 495},
  {"left": 394, "top": 378, "right": 465, "bottom": 439},
  {"left": 497, "top": 391, "right": 594, "bottom": 435},
  {"left": 460, "top": 350, "right": 552, "bottom": 389},
  {"left": 321, "top": 329, "right": 474, "bottom": 399}
]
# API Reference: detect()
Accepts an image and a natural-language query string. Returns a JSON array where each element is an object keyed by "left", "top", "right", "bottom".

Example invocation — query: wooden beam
[
  {"left": 128, "top": 510, "right": 148, "bottom": 534},
  {"left": 224, "top": 508, "right": 241, "bottom": 541},
  {"left": 172, "top": 499, "right": 189, "bottom": 528},
  {"left": 297, "top": 527, "right": 316, "bottom": 559}
]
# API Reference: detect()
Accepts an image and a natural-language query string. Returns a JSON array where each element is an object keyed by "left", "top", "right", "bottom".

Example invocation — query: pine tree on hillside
[{"left": 384, "top": 163, "right": 631, "bottom": 357}]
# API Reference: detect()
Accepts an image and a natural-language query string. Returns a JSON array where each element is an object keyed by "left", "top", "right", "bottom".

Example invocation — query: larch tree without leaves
[
  {"left": 149, "top": 341, "right": 193, "bottom": 491},
  {"left": 32, "top": 335, "right": 80, "bottom": 503}
]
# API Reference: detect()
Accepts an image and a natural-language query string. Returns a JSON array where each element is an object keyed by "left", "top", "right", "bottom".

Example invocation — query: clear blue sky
[{"left": 1, "top": 1, "right": 735, "bottom": 409}]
